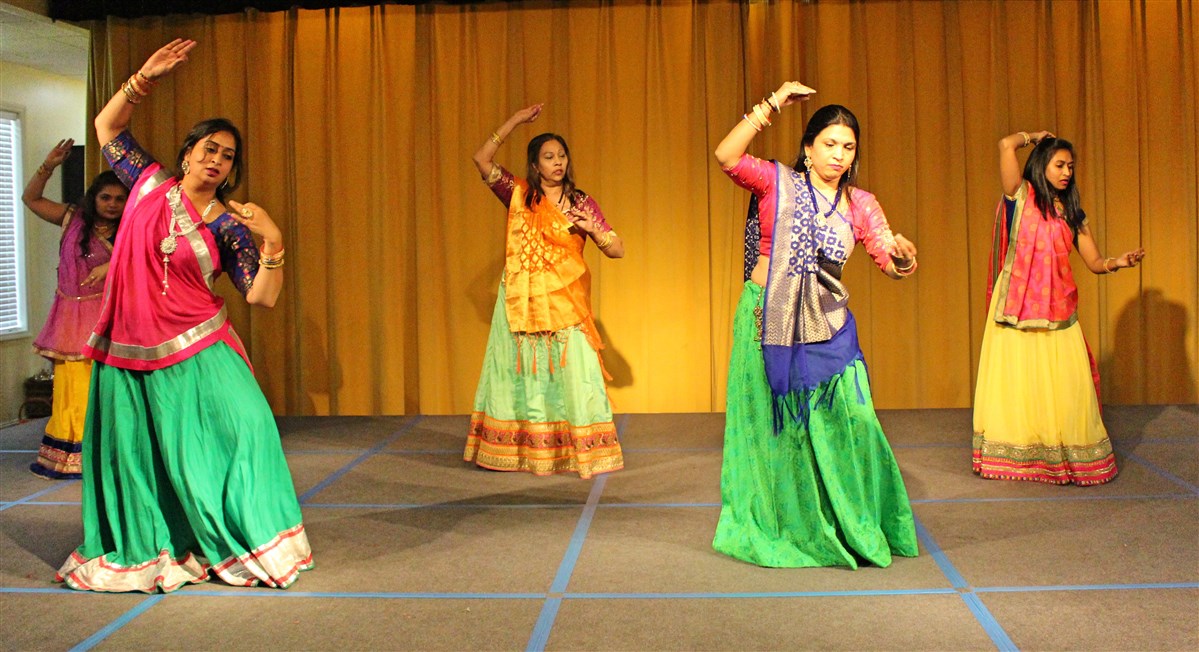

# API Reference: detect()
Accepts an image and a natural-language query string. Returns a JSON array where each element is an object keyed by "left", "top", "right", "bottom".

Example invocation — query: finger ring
[{"left": 241, "top": 208, "right": 254, "bottom": 218}]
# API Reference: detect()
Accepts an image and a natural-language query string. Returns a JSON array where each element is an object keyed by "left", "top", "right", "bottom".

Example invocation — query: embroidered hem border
[
  {"left": 465, "top": 412, "right": 623, "bottom": 479},
  {"left": 971, "top": 432, "right": 1117, "bottom": 486},
  {"left": 30, "top": 433, "right": 83, "bottom": 478},
  {"left": 56, "top": 524, "right": 313, "bottom": 593}
]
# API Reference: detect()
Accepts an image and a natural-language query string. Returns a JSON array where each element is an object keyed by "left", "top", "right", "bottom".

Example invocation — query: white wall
[{"left": 0, "top": 59, "right": 87, "bottom": 424}]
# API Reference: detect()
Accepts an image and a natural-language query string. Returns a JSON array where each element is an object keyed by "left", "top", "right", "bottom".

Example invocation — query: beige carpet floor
[{"left": 1, "top": 405, "right": 1196, "bottom": 651}]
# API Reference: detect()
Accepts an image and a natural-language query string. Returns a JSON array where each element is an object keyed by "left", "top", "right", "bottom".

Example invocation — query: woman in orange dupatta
[
  {"left": 973, "top": 130, "right": 1145, "bottom": 485},
  {"left": 464, "top": 104, "right": 625, "bottom": 479}
]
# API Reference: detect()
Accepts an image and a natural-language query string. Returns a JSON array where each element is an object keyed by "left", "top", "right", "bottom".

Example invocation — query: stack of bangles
[
  {"left": 260, "top": 248, "right": 285, "bottom": 270},
  {"left": 595, "top": 230, "right": 617, "bottom": 250},
  {"left": 120, "top": 71, "right": 156, "bottom": 104},
  {"left": 743, "top": 92, "right": 783, "bottom": 132},
  {"left": 1102, "top": 257, "right": 1119, "bottom": 273},
  {"left": 894, "top": 257, "right": 917, "bottom": 276}
]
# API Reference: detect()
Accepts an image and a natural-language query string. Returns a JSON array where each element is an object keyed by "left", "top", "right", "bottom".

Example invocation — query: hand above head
[
  {"left": 227, "top": 200, "right": 283, "bottom": 245},
  {"left": 1028, "top": 130, "right": 1054, "bottom": 145},
  {"left": 891, "top": 233, "right": 918, "bottom": 263},
  {"left": 772, "top": 81, "right": 817, "bottom": 109},
  {"left": 510, "top": 104, "right": 544, "bottom": 125},
  {"left": 43, "top": 139, "right": 74, "bottom": 169},
  {"left": 139, "top": 38, "right": 197, "bottom": 82}
]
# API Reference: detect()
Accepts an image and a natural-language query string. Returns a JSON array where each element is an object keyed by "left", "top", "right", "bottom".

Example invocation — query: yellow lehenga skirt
[
  {"left": 972, "top": 292, "right": 1117, "bottom": 485},
  {"left": 30, "top": 359, "right": 92, "bottom": 479}
]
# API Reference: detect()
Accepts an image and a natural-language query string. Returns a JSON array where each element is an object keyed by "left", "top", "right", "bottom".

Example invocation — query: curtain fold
[{"left": 84, "top": 0, "right": 1199, "bottom": 414}]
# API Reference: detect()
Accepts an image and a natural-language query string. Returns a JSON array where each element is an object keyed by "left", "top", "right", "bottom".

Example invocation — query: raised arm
[
  {"left": 1074, "top": 223, "right": 1145, "bottom": 275},
  {"left": 95, "top": 39, "right": 195, "bottom": 146},
  {"left": 998, "top": 130, "right": 1052, "bottom": 196},
  {"left": 714, "top": 81, "right": 815, "bottom": 169},
  {"left": 22, "top": 139, "right": 74, "bottom": 225},
  {"left": 473, "top": 104, "right": 543, "bottom": 179}
]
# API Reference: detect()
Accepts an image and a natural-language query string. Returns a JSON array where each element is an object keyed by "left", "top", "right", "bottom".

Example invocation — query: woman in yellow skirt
[
  {"left": 23, "top": 140, "right": 128, "bottom": 479},
  {"left": 973, "top": 130, "right": 1145, "bottom": 485}
]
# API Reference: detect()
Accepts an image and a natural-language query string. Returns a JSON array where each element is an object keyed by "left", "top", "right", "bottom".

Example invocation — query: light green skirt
[
  {"left": 465, "top": 284, "right": 623, "bottom": 479},
  {"left": 57, "top": 342, "right": 313, "bottom": 592},
  {"left": 713, "top": 282, "right": 918, "bottom": 568}
]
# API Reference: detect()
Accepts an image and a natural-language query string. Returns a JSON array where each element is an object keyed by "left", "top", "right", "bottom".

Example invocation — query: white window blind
[{"left": 0, "top": 110, "right": 27, "bottom": 337}]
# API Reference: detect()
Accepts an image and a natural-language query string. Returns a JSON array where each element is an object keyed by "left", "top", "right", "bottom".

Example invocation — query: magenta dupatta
[{"left": 84, "top": 161, "right": 247, "bottom": 371}]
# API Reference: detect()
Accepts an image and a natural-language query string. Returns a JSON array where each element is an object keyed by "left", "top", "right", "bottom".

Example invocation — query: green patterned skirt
[{"left": 713, "top": 282, "right": 918, "bottom": 568}]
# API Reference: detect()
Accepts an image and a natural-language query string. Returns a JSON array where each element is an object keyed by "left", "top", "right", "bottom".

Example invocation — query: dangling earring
[
  {"left": 181, "top": 161, "right": 190, "bottom": 175},
  {"left": 803, "top": 155, "right": 812, "bottom": 171},
  {"left": 220, "top": 178, "right": 230, "bottom": 190}
]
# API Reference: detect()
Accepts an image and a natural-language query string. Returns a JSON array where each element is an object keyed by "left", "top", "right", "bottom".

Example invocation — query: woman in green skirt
[
  {"left": 711, "top": 82, "right": 919, "bottom": 568},
  {"left": 55, "top": 39, "right": 312, "bottom": 592}
]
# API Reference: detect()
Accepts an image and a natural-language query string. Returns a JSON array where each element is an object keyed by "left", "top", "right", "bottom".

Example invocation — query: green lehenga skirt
[
  {"left": 713, "top": 282, "right": 918, "bottom": 568},
  {"left": 57, "top": 342, "right": 313, "bottom": 592}
]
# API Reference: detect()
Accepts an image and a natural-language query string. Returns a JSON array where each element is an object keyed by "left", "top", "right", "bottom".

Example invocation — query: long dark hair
[
  {"left": 175, "top": 118, "right": 244, "bottom": 202},
  {"left": 78, "top": 170, "right": 127, "bottom": 257},
  {"left": 792, "top": 104, "right": 861, "bottom": 199},
  {"left": 1023, "top": 137, "right": 1083, "bottom": 241},
  {"left": 524, "top": 132, "right": 584, "bottom": 209}
]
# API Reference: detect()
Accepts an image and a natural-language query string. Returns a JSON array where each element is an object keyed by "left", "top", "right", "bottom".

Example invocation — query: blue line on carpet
[
  {"left": 526, "top": 597, "right": 563, "bottom": 652},
  {"left": 69, "top": 594, "right": 164, "bottom": 651},
  {"left": 914, "top": 514, "right": 1017, "bottom": 651},
  {"left": 0, "top": 481, "right": 76, "bottom": 512},
  {"left": 552, "top": 476, "right": 607, "bottom": 594},
  {"left": 911, "top": 493, "right": 1195, "bottom": 504},
  {"left": 563, "top": 589, "right": 958, "bottom": 599},
  {"left": 0, "top": 449, "right": 38, "bottom": 453},
  {"left": 303, "top": 503, "right": 582, "bottom": 510},
  {"left": 178, "top": 590, "right": 547, "bottom": 599},
  {"left": 913, "top": 515, "right": 968, "bottom": 589},
  {"left": 975, "top": 582, "right": 1199, "bottom": 593},
  {"left": 961, "top": 593, "right": 1018, "bottom": 651},
  {"left": 298, "top": 416, "right": 423, "bottom": 503},
  {"left": 599, "top": 502, "right": 722, "bottom": 508},
  {"left": 1118, "top": 450, "right": 1199, "bottom": 495}
]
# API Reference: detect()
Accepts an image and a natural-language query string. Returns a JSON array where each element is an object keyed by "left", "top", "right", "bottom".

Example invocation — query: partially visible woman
[
  {"left": 711, "top": 84, "right": 919, "bottom": 568},
  {"left": 464, "top": 104, "right": 625, "bottom": 479},
  {"left": 972, "top": 131, "right": 1145, "bottom": 485},
  {"left": 23, "top": 139, "right": 128, "bottom": 479},
  {"left": 56, "top": 39, "right": 312, "bottom": 593}
]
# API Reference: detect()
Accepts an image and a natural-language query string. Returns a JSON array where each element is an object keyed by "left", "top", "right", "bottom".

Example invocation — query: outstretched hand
[
  {"left": 772, "top": 81, "right": 817, "bottom": 108},
  {"left": 1115, "top": 248, "right": 1146, "bottom": 269},
  {"left": 139, "top": 39, "right": 196, "bottom": 82},
  {"left": 891, "top": 233, "right": 918, "bottom": 263},
  {"left": 43, "top": 139, "right": 74, "bottom": 168},
  {"left": 510, "top": 104, "right": 544, "bottom": 125}
]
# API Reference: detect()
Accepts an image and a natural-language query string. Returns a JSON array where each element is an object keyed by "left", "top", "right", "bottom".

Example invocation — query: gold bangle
[
  {"left": 1018, "top": 131, "right": 1030, "bottom": 147},
  {"left": 894, "top": 257, "right": 916, "bottom": 275},
  {"left": 489, "top": 132, "right": 504, "bottom": 145},
  {"left": 596, "top": 230, "right": 616, "bottom": 250},
  {"left": 742, "top": 114, "right": 763, "bottom": 132},
  {"left": 768, "top": 92, "right": 782, "bottom": 113},
  {"left": 120, "top": 81, "right": 141, "bottom": 104},
  {"left": 752, "top": 103, "right": 772, "bottom": 127},
  {"left": 36, "top": 163, "right": 53, "bottom": 177},
  {"left": 1102, "top": 257, "right": 1116, "bottom": 273}
]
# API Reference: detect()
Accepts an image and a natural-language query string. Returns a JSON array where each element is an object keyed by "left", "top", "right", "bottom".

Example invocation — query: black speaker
[{"left": 61, "top": 144, "right": 85, "bottom": 204}]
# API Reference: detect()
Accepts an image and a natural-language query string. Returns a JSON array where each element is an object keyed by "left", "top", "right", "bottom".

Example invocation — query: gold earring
[
  {"left": 803, "top": 155, "right": 812, "bottom": 170},
  {"left": 181, "top": 161, "right": 190, "bottom": 174}
]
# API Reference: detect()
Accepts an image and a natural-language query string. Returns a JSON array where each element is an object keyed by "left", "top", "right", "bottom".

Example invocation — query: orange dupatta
[{"left": 503, "top": 180, "right": 605, "bottom": 363}]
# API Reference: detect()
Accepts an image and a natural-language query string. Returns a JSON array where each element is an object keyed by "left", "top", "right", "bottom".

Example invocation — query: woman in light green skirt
[{"left": 711, "top": 86, "right": 919, "bottom": 567}]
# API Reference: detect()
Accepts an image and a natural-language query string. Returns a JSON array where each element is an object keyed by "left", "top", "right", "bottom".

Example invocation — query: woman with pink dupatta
[
  {"left": 23, "top": 139, "right": 127, "bottom": 480},
  {"left": 56, "top": 39, "right": 312, "bottom": 592},
  {"left": 973, "top": 130, "right": 1146, "bottom": 485}
]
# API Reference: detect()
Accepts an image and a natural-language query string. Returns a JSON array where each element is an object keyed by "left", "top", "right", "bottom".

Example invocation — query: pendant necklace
[
  {"left": 805, "top": 170, "right": 844, "bottom": 218},
  {"left": 160, "top": 185, "right": 216, "bottom": 295}
]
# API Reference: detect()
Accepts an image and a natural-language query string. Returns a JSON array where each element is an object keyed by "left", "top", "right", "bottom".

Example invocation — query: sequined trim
[
  {"left": 971, "top": 432, "right": 1118, "bottom": 486},
  {"left": 465, "top": 413, "right": 623, "bottom": 479},
  {"left": 167, "top": 185, "right": 217, "bottom": 289},
  {"left": 55, "top": 287, "right": 103, "bottom": 301},
  {"left": 87, "top": 306, "right": 227, "bottom": 362}
]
